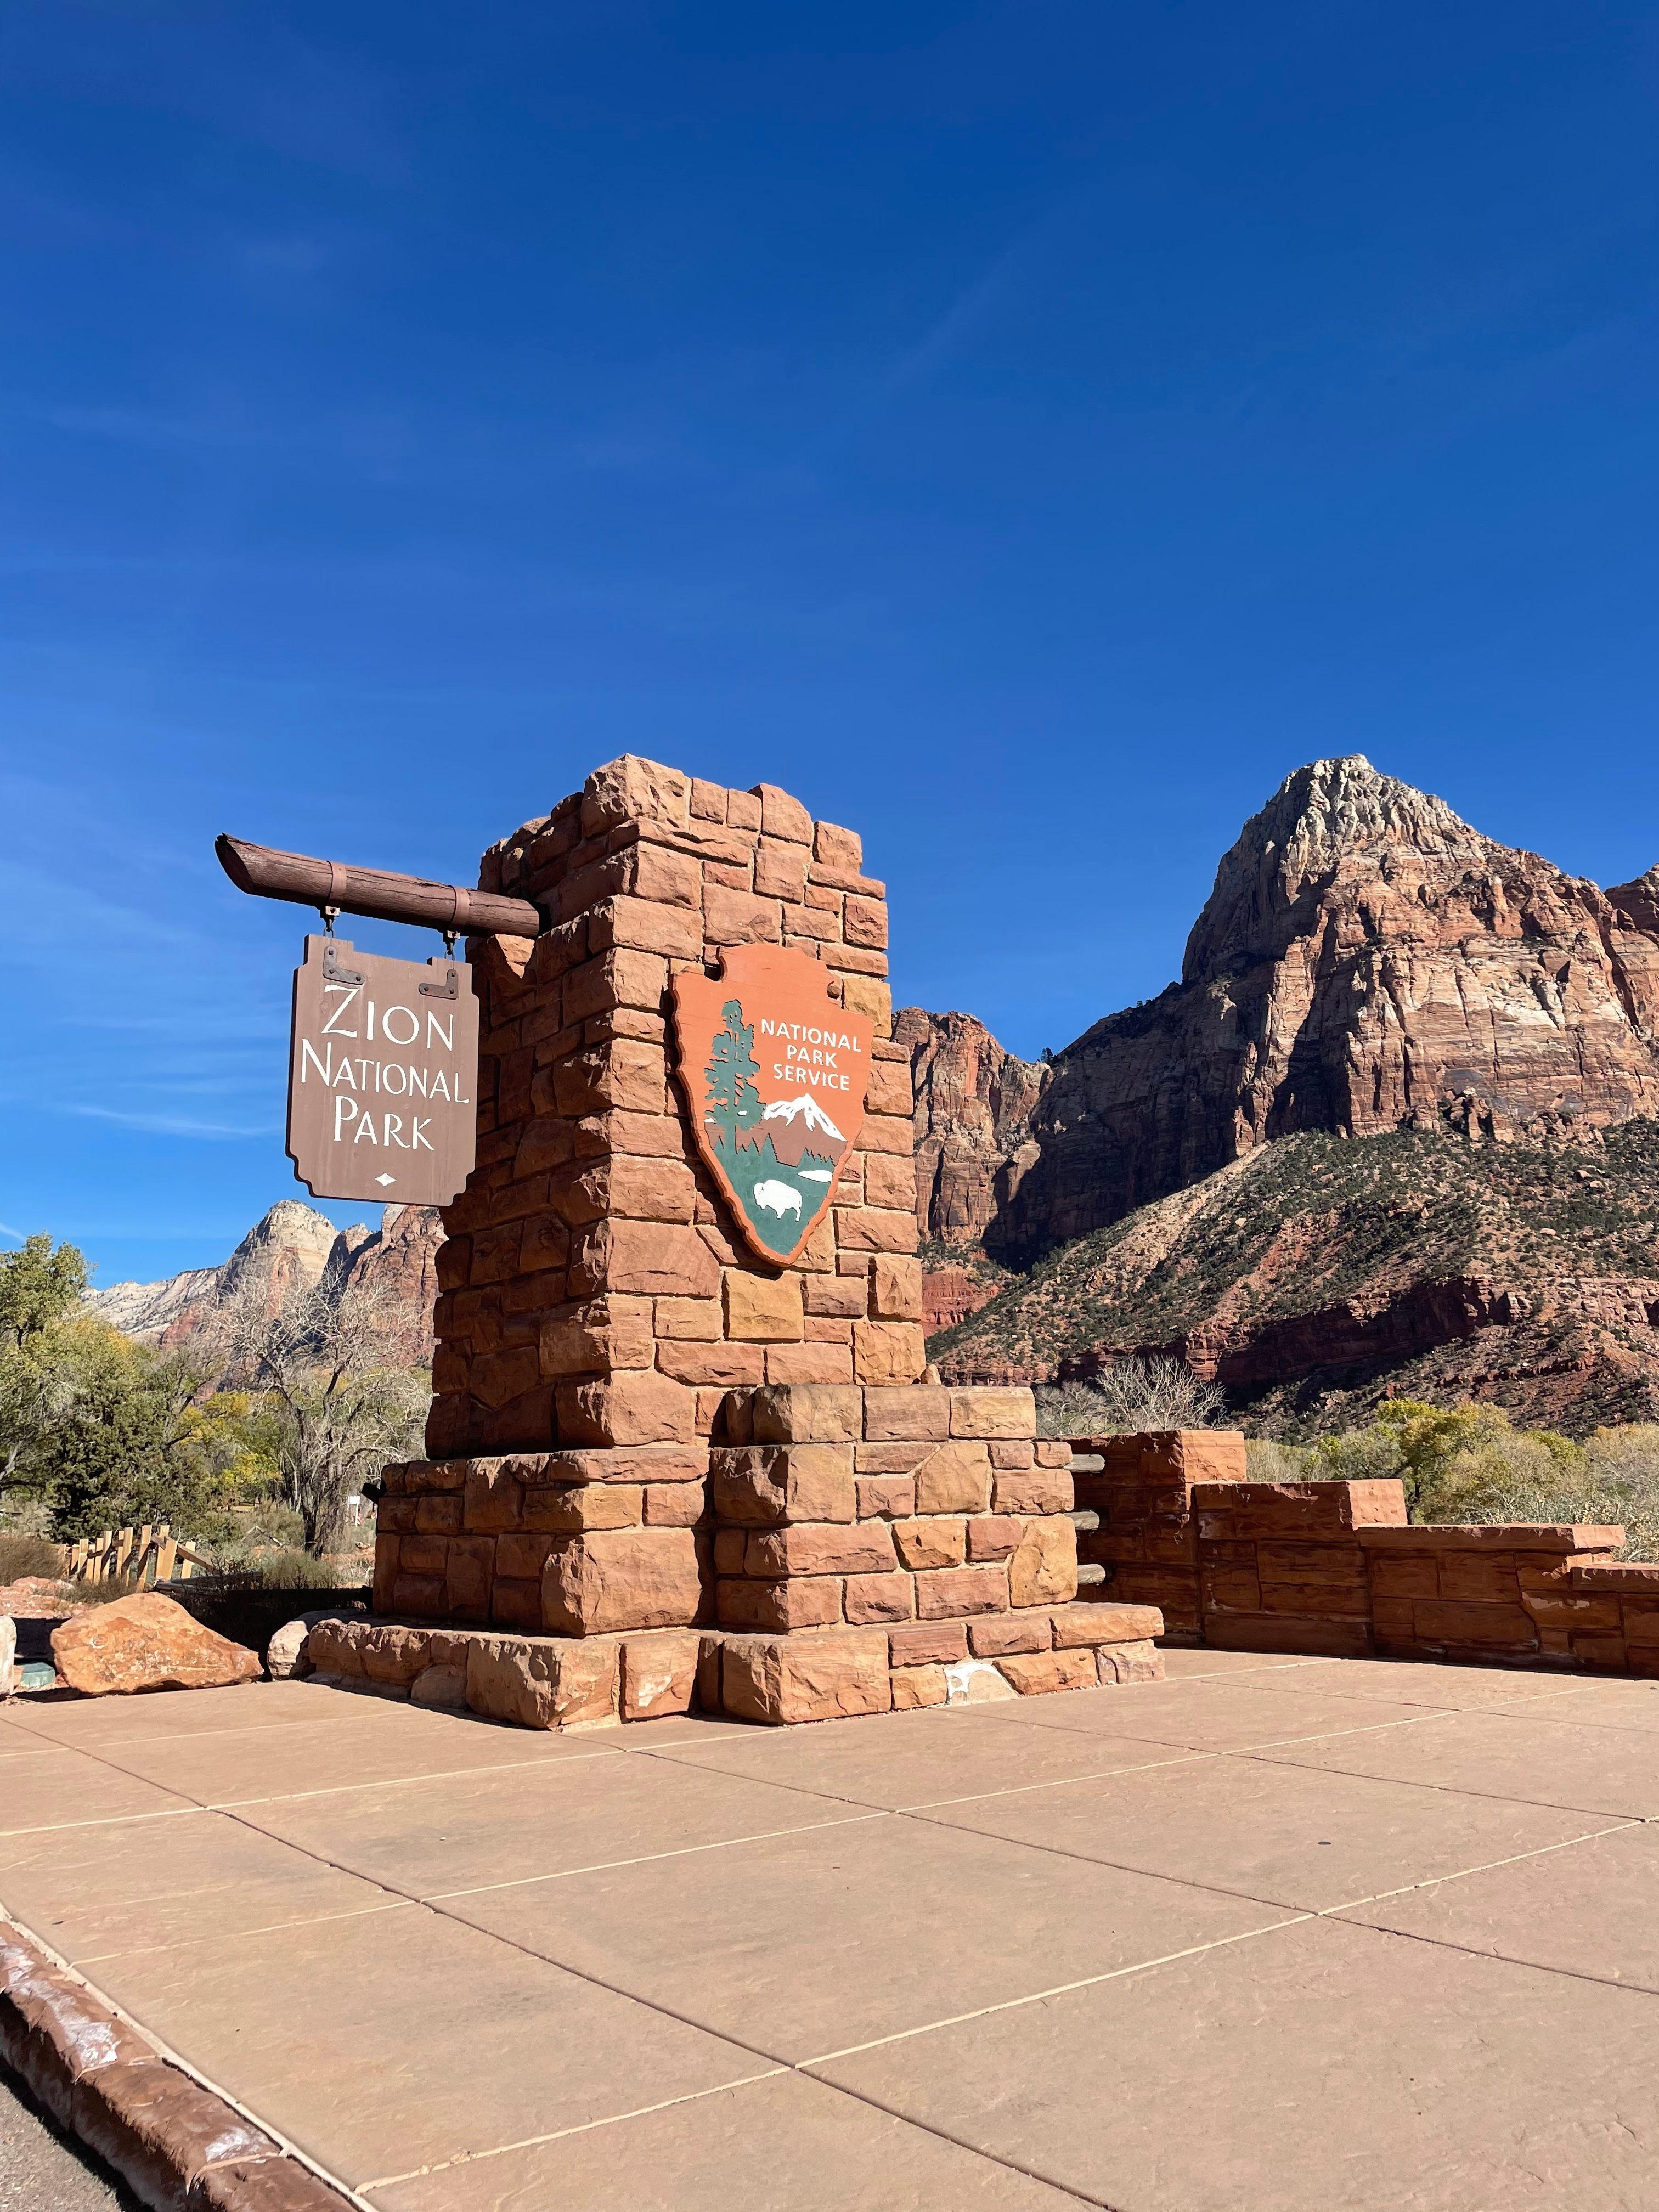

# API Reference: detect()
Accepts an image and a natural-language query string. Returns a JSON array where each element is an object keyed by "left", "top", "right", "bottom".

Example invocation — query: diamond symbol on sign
[{"left": 375, "top": 1174, "right": 396, "bottom": 1187}]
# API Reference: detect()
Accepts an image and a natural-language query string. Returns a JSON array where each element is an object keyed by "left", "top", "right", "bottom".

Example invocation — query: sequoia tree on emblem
[{"left": 671, "top": 943, "right": 874, "bottom": 1264}]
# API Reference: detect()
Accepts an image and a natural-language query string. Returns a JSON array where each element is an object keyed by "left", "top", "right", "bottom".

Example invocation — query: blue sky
[{"left": 4, "top": 1, "right": 1657, "bottom": 1286}]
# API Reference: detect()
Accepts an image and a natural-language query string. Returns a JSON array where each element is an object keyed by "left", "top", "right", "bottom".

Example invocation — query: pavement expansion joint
[
  {"left": 422, "top": 1808, "right": 893, "bottom": 1900},
  {"left": 355, "top": 2069, "right": 793, "bottom": 2193},
  {"left": 795, "top": 1913, "right": 1316, "bottom": 2069}
]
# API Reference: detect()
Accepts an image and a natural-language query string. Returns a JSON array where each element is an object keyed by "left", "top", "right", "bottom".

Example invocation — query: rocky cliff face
[
  {"left": 984, "top": 757, "right": 1659, "bottom": 1262},
  {"left": 88, "top": 1201, "right": 444, "bottom": 1362},
  {"left": 893, "top": 1008, "right": 1050, "bottom": 1248},
  {"left": 933, "top": 1120, "right": 1659, "bottom": 1435}
]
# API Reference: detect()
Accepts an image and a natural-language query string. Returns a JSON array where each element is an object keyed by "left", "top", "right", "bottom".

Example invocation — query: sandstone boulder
[
  {"left": 265, "top": 1607, "right": 354, "bottom": 1680},
  {"left": 52, "top": 1594, "right": 260, "bottom": 1697}
]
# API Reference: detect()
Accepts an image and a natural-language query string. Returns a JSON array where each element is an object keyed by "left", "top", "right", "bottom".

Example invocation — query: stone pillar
[{"left": 368, "top": 754, "right": 1164, "bottom": 1720}]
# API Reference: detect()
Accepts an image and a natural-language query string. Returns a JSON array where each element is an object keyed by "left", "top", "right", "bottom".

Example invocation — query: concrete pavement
[{"left": 2, "top": 1650, "right": 1656, "bottom": 2209}]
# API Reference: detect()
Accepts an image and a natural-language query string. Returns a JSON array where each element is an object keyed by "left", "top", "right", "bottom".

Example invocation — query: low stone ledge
[
  {"left": 0, "top": 1920, "right": 349, "bottom": 2209},
  {"left": 1358, "top": 1524, "right": 1626, "bottom": 1553},
  {"left": 286, "top": 1598, "right": 1166, "bottom": 1731}
]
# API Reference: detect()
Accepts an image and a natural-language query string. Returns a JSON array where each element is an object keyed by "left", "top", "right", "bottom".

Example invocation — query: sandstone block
[
  {"left": 463, "top": 1460, "right": 527, "bottom": 1532},
  {"left": 834, "top": 1206, "right": 915, "bottom": 1252},
  {"left": 861, "top": 1154, "right": 917, "bottom": 1211},
  {"left": 582, "top": 754, "right": 692, "bottom": 834},
  {"left": 862, "top": 1385, "right": 950, "bottom": 1441},
  {"left": 1050, "top": 1602, "right": 1165, "bottom": 1648},
  {"left": 814, "top": 820, "right": 862, "bottom": 872},
  {"left": 562, "top": 947, "right": 669, "bottom": 1021},
  {"left": 655, "top": 1295, "right": 721, "bottom": 1340},
  {"left": 865, "top": 1059, "right": 913, "bottom": 1114},
  {"left": 717, "top": 1577, "right": 844, "bottom": 1631},
  {"left": 746, "top": 1521, "right": 898, "bottom": 1577},
  {"left": 751, "top": 1383, "right": 864, "bottom": 1443},
  {"left": 889, "top": 1622, "right": 968, "bottom": 1666},
  {"left": 949, "top": 1387, "right": 1035, "bottom": 1440},
  {"left": 571, "top": 1220, "right": 719, "bottom": 1300},
  {"left": 51, "top": 1595, "right": 259, "bottom": 1698},
  {"left": 524, "top": 1483, "right": 643, "bottom": 1532},
  {"left": 464, "top": 1634, "right": 620, "bottom": 1729},
  {"left": 445, "top": 1535, "right": 496, "bottom": 1621},
  {"left": 765, "top": 1342, "right": 855, "bottom": 1384},
  {"left": 541, "top": 1527, "right": 702, "bottom": 1635},
  {"left": 966, "top": 1515, "right": 1026, "bottom": 1562},
  {"left": 410, "top": 1664, "right": 469, "bottom": 1709},
  {"left": 1009, "top": 1518, "right": 1078, "bottom": 1608},
  {"left": 264, "top": 1607, "right": 352, "bottom": 1681},
  {"left": 993, "top": 1468, "right": 1074, "bottom": 1515},
  {"left": 391, "top": 1572, "right": 446, "bottom": 1616},
  {"left": 844, "top": 895, "right": 888, "bottom": 950},
  {"left": 856, "top": 1441, "right": 932, "bottom": 1474},
  {"left": 703, "top": 883, "right": 781, "bottom": 947},
  {"left": 606, "top": 1110, "right": 692, "bottom": 1158},
  {"left": 997, "top": 1650, "right": 1098, "bottom": 1697},
  {"left": 856, "top": 1474, "right": 915, "bottom": 1519},
  {"left": 1098, "top": 1639, "right": 1164, "bottom": 1684},
  {"left": 852, "top": 1319, "right": 927, "bottom": 1386},
  {"left": 644, "top": 1481, "right": 707, "bottom": 1526},
  {"left": 843, "top": 1571, "right": 915, "bottom": 1624},
  {"left": 893, "top": 1517, "right": 966, "bottom": 1571},
  {"left": 656, "top": 1340, "right": 768, "bottom": 1387},
  {"left": 712, "top": 1443, "right": 856, "bottom": 1526},
  {"left": 914, "top": 1440, "right": 992, "bottom": 1516},
  {"left": 620, "top": 1630, "right": 700, "bottom": 1719},
  {"left": 915, "top": 1565, "right": 1008, "bottom": 1620},
  {"left": 841, "top": 974, "right": 893, "bottom": 1039},
  {"left": 803, "top": 1272, "right": 868, "bottom": 1318},
  {"left": 492, "top": 1579, "right": 543, "bottom": 1631},
  {"left": 869, "top": 1254, "right": 923, "bottom": 1320},
  {"left": 537, "top": 1296, "right": 657, "bottom": 1379},
  {"left": 890, "top": 1664, "right": 947, "bottom": 1709},
  {"left": 752, "top": 783, "right": 812, "bottom": 844},
  {"left": 755, "top": 837, "right": 809, "bottom": 900},
  {"left": 968, "top": 1615, "right": 1051, "bottom": 1656},
  {"left": 720, "top": 1627, "right": 891, "bottom": 1724},
  {"left": 589, "top": 894, "right": 704, "bottom": 961},
  {"left": 725, "top": 1269, "right": 805, "bottom": 1341},
  {"left": 557, "top": 1370, "right": 698, "bottom": 1446},
  {"left": 541, "top": 1442, "right": 710, "bottom": 1485}
]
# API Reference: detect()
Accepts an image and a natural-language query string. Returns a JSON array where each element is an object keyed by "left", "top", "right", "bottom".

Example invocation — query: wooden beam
[{"left": 216, "top": 835, "right": 543, "bottom": 941}]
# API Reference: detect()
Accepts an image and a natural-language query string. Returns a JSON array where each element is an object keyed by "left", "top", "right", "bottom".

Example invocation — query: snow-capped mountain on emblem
[{"left": 670, "top": 943, "right": 874, "bottom": 1264}]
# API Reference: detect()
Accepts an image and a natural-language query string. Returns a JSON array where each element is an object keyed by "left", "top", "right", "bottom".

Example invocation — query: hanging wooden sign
[
  {"left": 671, "top": 943, "right": 873, "bottom": 1266},
  {"left": 287, "top": 935, "right": 479, "bottom": 1205}
]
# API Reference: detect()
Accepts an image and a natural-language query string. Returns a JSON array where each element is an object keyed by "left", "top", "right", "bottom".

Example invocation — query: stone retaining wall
[
  {"left": 1075, "top": 1432, "right": 1658, "bottom": 1677},
  {"left": 298, "top": 1603, "right": 1165, "bottom": 1728}
]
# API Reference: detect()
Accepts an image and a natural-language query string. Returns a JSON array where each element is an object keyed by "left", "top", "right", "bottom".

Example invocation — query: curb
[{"left": 0, "top": 1920, "right": 353, "bottom": 2210}]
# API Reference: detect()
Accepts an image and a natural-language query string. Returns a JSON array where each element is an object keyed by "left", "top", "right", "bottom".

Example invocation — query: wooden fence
[{"left": 64, "top": 1524, "right": 216, "bottom": 1589}]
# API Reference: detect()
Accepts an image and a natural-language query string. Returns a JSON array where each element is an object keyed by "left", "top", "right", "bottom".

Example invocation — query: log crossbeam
[{"left": 215, "top": 835, "right": 542, "bottom": 941}]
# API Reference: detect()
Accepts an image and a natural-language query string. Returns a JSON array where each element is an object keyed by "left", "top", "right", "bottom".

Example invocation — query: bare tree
[
  {"left": 218, "top": 1279, "right": 428, "bottom": 1555},
  {"left": 1035, "top": 1357, "right": 1226, "bottom": 1440}
]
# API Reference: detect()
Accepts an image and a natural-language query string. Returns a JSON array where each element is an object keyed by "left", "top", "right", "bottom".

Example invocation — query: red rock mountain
[
  {"left": 963, "top": 757, "right": 1659, "bottom": 1265},
  {"left": 87, "top": 1202, "right": 445, "bottom": 1361},
  {"left": 894, "top": 1008, "right": 1050, "bottom": 1251}
]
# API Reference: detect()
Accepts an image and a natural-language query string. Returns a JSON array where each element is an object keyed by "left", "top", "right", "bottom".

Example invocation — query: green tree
[
  {"left": 703, "top": 998, "right": 761, "bottom": 1158},
  {"left": 31, "top": 1324, "right": 214, "bottom": 1539},
  {"left": 0, "top": 1234, "right": 87, "bottom": 1350}
]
